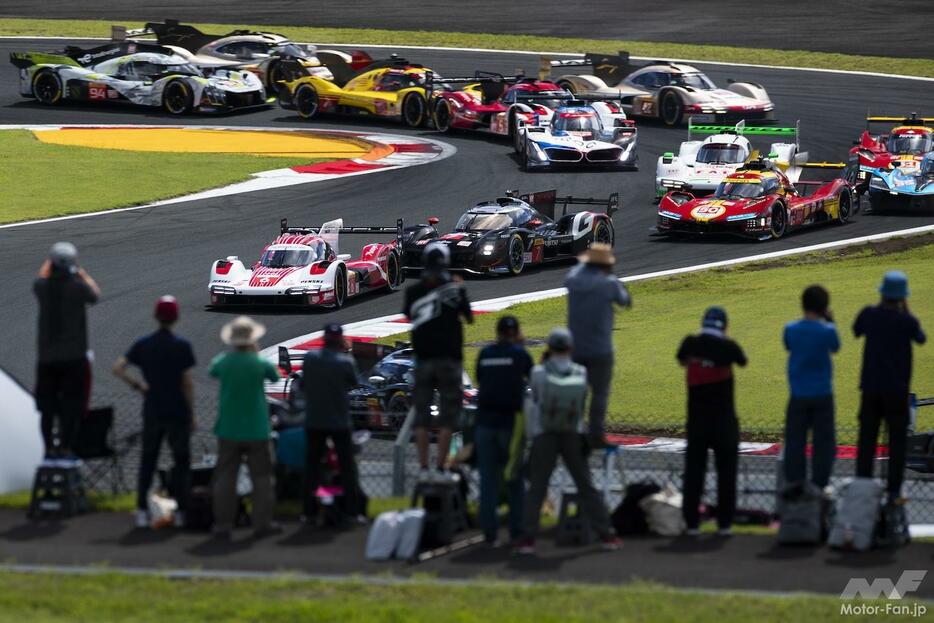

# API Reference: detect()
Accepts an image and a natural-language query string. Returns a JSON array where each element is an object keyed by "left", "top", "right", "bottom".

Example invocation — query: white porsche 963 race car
[
  {"left": 544, "top": 52, "right": 774, "bottom": 126},
  {"left": 208, "top": 219, "right": 405, "bottom": 309},
  {"left": 655, "top": 119, "right": 804, "bottom": 198},
  {"left": 514, "top": 99, "right": 638, "bottom": 170},
  {"left": 11, "top": 41, "right": 268, "bottom": 114}
]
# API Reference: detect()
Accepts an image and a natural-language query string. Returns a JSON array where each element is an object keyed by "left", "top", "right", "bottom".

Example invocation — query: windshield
[
  {"left": 133, "top": 61, "right": 202, "bottom": 78},
  {"left": 455, "top": 212, "right": 514, "bottom": 231},
  {"left": 668, "top": 72, "right": 716, "bottom": 90},
  {"left": 260, "top": 247, "right": 320, "bottom": 268},
  {"left": 515, "top": 90, "right": 568, "bottom": 109},
  {"left": 696, "top": 144, "right": 746, "bottom": 164},
  {"left": 367, "top": 361, "right": 411, "bottom": 384},
  {"left": 274, "top": 43, "right": 312, "bottom": 58},
  {"left": 887, "top": 134, "right": 933, "bottom": 155},
  {"left": 553, "top": 113, "right": 600, "bottom": 133},
  {"left": 714, "top": 181, "right": 766, "bottom": 199}
]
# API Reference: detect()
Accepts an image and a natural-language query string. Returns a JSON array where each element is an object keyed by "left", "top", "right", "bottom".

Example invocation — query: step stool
[
  {"left": 28, "top": 464, "right": 88, "bottom": 519},
  {"left": 557, "top": 490, "right": 595, "bottom": 545},
  {"left": 411, "top": 480, "right": 469, "bottom": 547}
]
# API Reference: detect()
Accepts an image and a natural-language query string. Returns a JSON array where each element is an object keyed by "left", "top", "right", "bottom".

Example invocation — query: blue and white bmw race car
[
  {"left": 514, "top": 100, "right": 638, "bottom": 170},
  {"left": 868, "top": 152, "right": 934, "bottom": 211}
]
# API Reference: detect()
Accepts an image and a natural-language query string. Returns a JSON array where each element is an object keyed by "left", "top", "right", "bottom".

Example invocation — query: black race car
[{"left": 402, "top": 189, "right": 618, "bottom": 275}]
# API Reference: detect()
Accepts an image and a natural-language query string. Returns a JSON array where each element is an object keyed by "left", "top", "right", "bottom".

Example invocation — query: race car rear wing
[
  {"left": 866, "top": 112, "right": 934, "bottom": 128},
  {"left": 9, "top": 51, "right": 80, "bottom": 69},
  {"left": 425, "top": 71, "right": 526, "bottom": 102},
  {"left": 688, "top": 118, "right": 799, "bottom": 144},
  {"left": 513, "top": 189, "right": 619, "bottom": 220},
  {"left": 280, "top": 218, "right": 405, "bottom": 255},
  {"left": 539, "top": 51, "right": 635, "bottom": 86}
]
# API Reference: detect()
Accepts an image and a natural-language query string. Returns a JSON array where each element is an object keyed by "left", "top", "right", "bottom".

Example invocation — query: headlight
[
  {"left": 869, "top": 176, "right": 888, "bottom": 190},
  {"left": 529, "top": 142, "right": 548, "bottom": 162},
  {"left": 481, "top": 243, "right": 495, "bottom": 255}
]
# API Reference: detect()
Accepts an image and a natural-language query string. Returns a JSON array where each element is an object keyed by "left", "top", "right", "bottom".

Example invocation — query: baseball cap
[
  {"left": 154, "top": 295, "right": 179, "bottom": 324},
  {"left": 546, "top": 327, "right": 573, "bottom": 352},
  {"left": 702, "top": 306, "right": 728, "bottom": 330},
  {"left": 497, "top": 315, "right": 520, "bottom": 334},
  {"left": 49, "top": 242, "right": 77, "bottom": 270},
  {"left": 323, "top": 323, "right": 343, "bottom": 338}
]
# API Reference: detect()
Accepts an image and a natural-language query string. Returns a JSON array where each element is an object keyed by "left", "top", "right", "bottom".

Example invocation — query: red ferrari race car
[
  {"left": 850, "top": 113, "right": 934, "bottom": 195},
  {"left": 656, "top": 159, "right": 855, "bottom": 241},
  {"left": 428, "top": 72, "right": 573, "bottom": 143},
  {"left": 208, "top": 218, "right": 405, "bottom": 309}
]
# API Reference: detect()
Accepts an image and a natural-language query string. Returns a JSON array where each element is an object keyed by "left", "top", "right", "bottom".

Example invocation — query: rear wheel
[
  {"left": 593, "top": 219, "right": 614, "bottom": 246},
  {"left": 33, "top": 70, "right": 63, "bottom": 105},
  {"left": 295, "top": 84, "right": 320, "bottom": 119},
  {"left": 506, "top": 234, "right": 526, "bottom": 275},
  {"left": 769, "top": 202, "right": 787, "bottom": 240},
  {"left": 556, "top": 79, "right": 577, "bottom": 95},
  {"left": 836, "top": 191, "right": 852, "bottom": 224},
  {"left": 162, "top": 80, "right": 192, "bottom": 115},
  {"left": 402, "top": 92, "right": 427, "bottom": 127},
  {"left": 433, "top": 98, "right": 453, "bottom": 132},
  {"left": 659, "top": 91, "right": 683, "bottom": 126}
]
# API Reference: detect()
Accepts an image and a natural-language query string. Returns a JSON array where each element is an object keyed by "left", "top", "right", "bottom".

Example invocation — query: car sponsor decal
[{"left": 690, "top": 203, "right": 727, "bottom": 221}]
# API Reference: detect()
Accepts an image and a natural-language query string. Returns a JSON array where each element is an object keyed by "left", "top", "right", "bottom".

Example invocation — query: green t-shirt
[{"left": 209, "top": 350, "right": 280, "bottom": 441}]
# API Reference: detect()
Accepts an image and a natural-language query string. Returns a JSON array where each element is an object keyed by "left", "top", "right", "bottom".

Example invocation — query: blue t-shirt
[
  {"left": 126, "top": 329, "right": 196, "bottom": 419},
  {"left": 783, "top": 319, "right": 840, "bottom": 398},
  {"left": 475, "top": 341, "right": 533, "bottom": 429}
]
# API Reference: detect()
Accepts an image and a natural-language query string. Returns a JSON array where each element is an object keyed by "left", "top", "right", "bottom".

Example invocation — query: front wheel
[
  {"left": 402, "top": 92, "right": 427, "bottom": 127},
  {"left": 162, "top": 80, "right": 192, "bottom": 115},
  {"left": 294, "top": 84, "right": 320, "bottom": 119},
  {"left": 385, "top": 251, "right": 402, "bottom": 291},
  {"left": 836, "top": 191, "right": 852, "bottom": 224},
  {"left": 33, "top": 70, "right": 63, "bottom": 105},
  {"left": 769, "top": 203, "right": 787, "bottom": 240},
  {"left": 433, "top": 98, "right": 453, "bottom": 132},
  {"left": 659, "top": 91, "right": 683, "bottom": 126},
  {"left": 266, "top": 62, "right": 283, "bottom": 95},
  {"left": 506, "top": 234, "right": 526, "bottom": 275},
  {"left": 331, "top": 268, "right": 346, "bottom": 308}
]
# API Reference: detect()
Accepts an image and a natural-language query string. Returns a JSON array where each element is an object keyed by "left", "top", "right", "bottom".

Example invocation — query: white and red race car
[{"left": 208, "top": 218, "right": 404, "bottom": 309}]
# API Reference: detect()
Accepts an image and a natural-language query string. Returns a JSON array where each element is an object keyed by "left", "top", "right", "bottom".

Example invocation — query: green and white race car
[{"left": 11, "top": 41, "right": 270, "bottom": 114}]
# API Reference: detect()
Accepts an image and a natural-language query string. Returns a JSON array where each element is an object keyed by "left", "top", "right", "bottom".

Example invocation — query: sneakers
[
  {"left": 253, "top": 522, "right": 284, "bottom": 539},
  {"left": 600, "top": 535, "right": 623, "bottom": 551},
  {"left": 717, "top": 527, "right": 733, "bottom": 537},
  {"left": 135, "top": 509, "right": 150, "bottom": 529},
  {"left": 417, "top": 468, "right": 460, "bottom": 484},
  {"left": 512, "top": 538, "right": 535, "bottom": 556},
  {"left": 683, "top": 528, "right": 700, "bottom": 537}
]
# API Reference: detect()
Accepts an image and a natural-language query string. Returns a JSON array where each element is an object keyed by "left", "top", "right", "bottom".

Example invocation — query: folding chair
[{"left": 74, "top": 406, "right": 140, "bottom": 494}]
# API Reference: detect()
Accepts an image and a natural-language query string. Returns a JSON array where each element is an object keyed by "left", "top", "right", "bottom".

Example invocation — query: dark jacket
[
  {"left": 302, "top": 348, "right": 358, "bottom": 430},
  {"left": 854, "top": 304, "right": 926, "bottom": 394},
  {"left": 34, "top": 271, "right": 98, "bottom": 363},
  {"left": 403, "top": 275, "right": 472, "bottom": 361},
  {"left": 677, "top": 331, "right": 747, "bottom": 418}
]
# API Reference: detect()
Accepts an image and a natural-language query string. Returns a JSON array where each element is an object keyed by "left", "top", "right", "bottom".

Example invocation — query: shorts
[{"left": 413, "top": 358, "right": 463, "bottom": 429}]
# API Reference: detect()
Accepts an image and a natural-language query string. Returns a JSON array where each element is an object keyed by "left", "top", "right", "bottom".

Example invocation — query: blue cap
[
  {"left": 323, "top": 323, "right": 343, "bottom": 337},
  {"left": 702, "top": 306, "right": 728, "bottom": 330},
  {"left": 879, "top": 270, "right": 909, "bottom": 300}
]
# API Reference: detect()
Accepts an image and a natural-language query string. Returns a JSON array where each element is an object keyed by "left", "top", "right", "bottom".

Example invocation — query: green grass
[
  {"left": 0, "top": 130, "right": 318, "bottom": 223},
  {"left": 452, "top": 237, "right": 934, "bottom": 442},
  {"left": 0, "top": 572, "right": 900, "bottom": 623},
  {"left": 1, "top": 17, "right": 931, "bottom": 78}
]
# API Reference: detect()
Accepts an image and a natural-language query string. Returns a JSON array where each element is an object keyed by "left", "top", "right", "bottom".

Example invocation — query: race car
[
  {"left": 277, "top": 53, "right": 435, "bottom": 127},
  {"left": 429, "top": 72, "right": 573, "bottom": 141},
  {"left": 10, "top": 42, "right": 268, "bottom": 114},
  {"left": 545, "top": 52, "right": 774, "bottom": 126},
  {"left": 656, "top": 158, "right": 855, "bottom": 240},
  {"left": 208, "top": 218, "right": 405, "bottom": 309},
  {"left": 655, "top": 119, "right": 803, "bottom": 198},
  {"left": 403, "top": 189, "right": 618, "bottom": 275},
  {"left": 850, "top": 114, "right": 934, "bottom": 195},
  {"left": 114, "top": 20, "right": 337, "bottom": 93},
  {"left": 515, "top": 99, "right": 638, "bottom": 170},
  {"left": 868, "top": 152, "right": 934, "bottom": 211}
]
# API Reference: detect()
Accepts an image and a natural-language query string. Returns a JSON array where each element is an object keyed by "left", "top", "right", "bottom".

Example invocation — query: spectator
[
  {"left": 34, "top": 242, "right": 100, "bottom": 464},
  {"left": 565, "top": 243, "right": 631, "bottom": 448},
  {"left": 113, "top": 296, "right": 195, "bottom": 529},
  {"left": 677, "top": 307, "right": 747, "bottom": 537},
  {"left": 300, "top": 323, "right": 363, "bottom": 525},
  {"left": 854, "top": 271, "right": 926, "bottom": 502},
  {"left": 208, "top": 316, "right": 281, "bottom": 539},
  {"left": 514, "top": 328, "right": 621, "bottom": 555},
  {"left": 403, "top": 242, "right": 473, "bottom": 481},
  {"left": 783, "top": 285, "right": 840, "bottom": 489},
  {"left": 474, "top": 315, "right": 533, "bottom": 546}
]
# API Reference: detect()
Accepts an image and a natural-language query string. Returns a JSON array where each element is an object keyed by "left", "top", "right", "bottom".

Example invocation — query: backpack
[
  {"left": 365, "top": 511, "right": 403, "bottom": 560},
  {"left": 612, "top": 482, "right": 662, "bottom": 535},
  {"left": 777, "top": 482, "right": 825, "bottom": 545},
  {"left": 639, "top": 484, "right": 686, "bottom": 536},
  {"left": 538, "top": 360, "right": 587, "bottom": 433},
  {"left": 828, "top": 477, "right": 882, "bottom": 551}
]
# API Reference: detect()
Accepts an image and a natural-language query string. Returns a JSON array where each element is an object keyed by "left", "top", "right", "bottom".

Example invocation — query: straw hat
[
  {"left": 221, "top": 315, "right": 266, "bottom": 346},
  {"left": 578, "top": 243, "right": 615, "bottom": 266}
]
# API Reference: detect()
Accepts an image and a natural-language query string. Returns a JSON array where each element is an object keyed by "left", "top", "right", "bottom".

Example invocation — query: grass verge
[
  {"left": 0, "top": 130, "right": 319, "bottom": 223},
  {"left": 443, "top": 236, "right": 934, "bottom": 441},
  {"left": 0, "top": 572, "right": 890, "bottom": 623},
  {"left": 0, "top": 17, "right": 931, "bottom": 78}
]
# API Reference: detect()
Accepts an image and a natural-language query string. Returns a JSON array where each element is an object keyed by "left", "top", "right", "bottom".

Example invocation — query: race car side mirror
[
  {"left": 428, "top": 216, "right": 440, "bottom": 226},
  {"left": 662, "top": 152, "right": 674, "bottom": 164}
]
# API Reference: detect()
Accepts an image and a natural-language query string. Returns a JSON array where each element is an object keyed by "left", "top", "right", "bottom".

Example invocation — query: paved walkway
[{"left": 2, "top": 509, "right": 932, "bottom": 597}]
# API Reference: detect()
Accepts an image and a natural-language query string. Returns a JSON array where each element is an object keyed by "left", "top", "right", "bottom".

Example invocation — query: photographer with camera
[{"left": 782, "top": 285, "right": 840, "bottom": 490}]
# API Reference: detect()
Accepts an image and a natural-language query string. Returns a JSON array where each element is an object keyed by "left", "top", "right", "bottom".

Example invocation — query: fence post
[{"left": 391, "top": 407, "right": 417, "bottom": 497}]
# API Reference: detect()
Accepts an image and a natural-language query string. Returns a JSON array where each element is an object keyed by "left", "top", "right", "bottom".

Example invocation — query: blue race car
[{"left": 868, "top": 152, "right": 934, "bottom": 211}]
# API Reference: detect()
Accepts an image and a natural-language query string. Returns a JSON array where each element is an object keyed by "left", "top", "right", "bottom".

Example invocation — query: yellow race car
[{"left": 277, "top": 53, "right": 433, "bottom": 127}]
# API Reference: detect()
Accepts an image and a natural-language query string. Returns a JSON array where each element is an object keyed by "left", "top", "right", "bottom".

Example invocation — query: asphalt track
[
  {"left": 1, "top": 39, "right": 933, "bottom": 407},
  {"left": 1, "top": 1, "right": 932, "bottom": 58}
]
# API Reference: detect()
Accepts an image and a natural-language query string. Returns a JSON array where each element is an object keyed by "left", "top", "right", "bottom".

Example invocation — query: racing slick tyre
[
  {"left": 162, "top": 80, "right": 193, "bottom": 115},
  {"left": 659, "top": 90, "right": 684, "bottom": 127},
  {"left": 32, "top": 69, "right": 63, "bottom": 105},
  {"left": 295, "top": 84, "right": 320, "bottom": 119},
  {"left": 432, "top": 98, "right": 453, "bottom": 132},
  {"left": 506, "top": 234, "right": 526, "bottom": 275},
  {"left": 769, "top": 202, "right": 788, "bottom": 240},
  {"left": 385, "top": 251, "right": 403, "bottom": 291},
  {"left": 835, "top": 191, "right": 853, "bottom": 225},
  {"left": 556, "top": 79, "right": 577, "bottom": 95},
  {"left": 513, "top": 127, "right": 526, "bottom": 154},
  {"left": 593, "top": 219, "right": 614, "bottom": 246},
  {"left": 386, "top": 393, "right": 410, "bottom": 432},
  {"left": 331, "top": 267, "right": 347, "bottom": 309},
  {"left": 266, "top": 62, "right": 284, "bottom": 95},
  {"left": 402, "top": 92, "right": 427, "bottom": 127}
]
